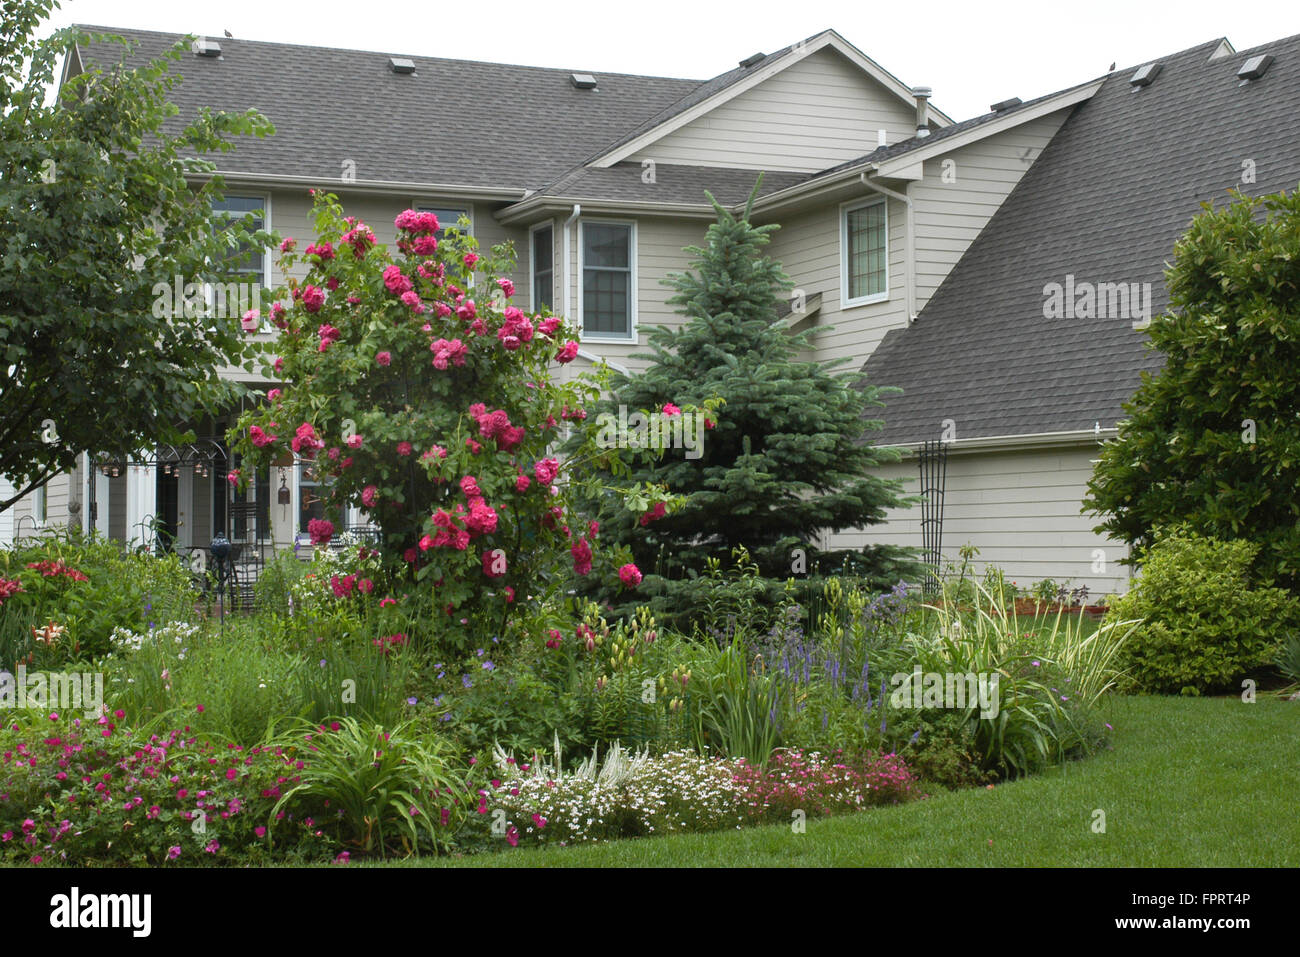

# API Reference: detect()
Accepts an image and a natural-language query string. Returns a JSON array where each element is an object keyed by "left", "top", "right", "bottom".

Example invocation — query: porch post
[{"left": 124, "top": 459, "right": 158, "bottom": 550}]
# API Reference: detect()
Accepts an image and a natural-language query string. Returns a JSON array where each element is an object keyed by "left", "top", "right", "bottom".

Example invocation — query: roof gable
[{"left": 587, "top": 29, "right": 953, "bottom": 170}]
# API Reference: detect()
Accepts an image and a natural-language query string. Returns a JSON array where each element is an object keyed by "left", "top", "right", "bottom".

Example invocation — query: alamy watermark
[
  {"left": 889, "top": 667, "right": 1000, "bottom": 719},
  {"left": 0, "top": 666, "right": 104, "bottom": 719},
  {"left": 151, "top": 274, "right": 261, "bottom": 320},
  {"left": 1042, "top": 274, "right": 1152, "bottom": 328},
  {"left": 594, "top": 405, "right": 706, "bottom": 460}
]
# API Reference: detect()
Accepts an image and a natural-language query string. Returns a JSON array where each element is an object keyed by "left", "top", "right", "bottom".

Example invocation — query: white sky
[{"left": 42, "top": 0, "right": 1300, "bottom": 122}]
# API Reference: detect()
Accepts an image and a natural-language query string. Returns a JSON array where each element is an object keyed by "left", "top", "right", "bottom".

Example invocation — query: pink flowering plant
[
  {"left": 732, "top": 748, "right": 920, "bottom": 823},
  {"left": 230, "top": 191, "right": 696, "bottom": 650}
]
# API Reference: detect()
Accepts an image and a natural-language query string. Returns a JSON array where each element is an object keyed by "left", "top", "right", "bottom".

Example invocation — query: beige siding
[
  {"left": 765, "top": 193, "right": 911, "bottom": 371},
  {"left": 910, "top": 109, "right": 1071, "bottom": 306},
  {"left": 566, "top": 214, "right": 705, "bottom": 374},
  {"left": 835, "top": 445, "right": 1132, "bottom": 596},
  {"left": 8, "top": 471, "right": 73, "bottom": 539},
  {"left": 627, "top": 48, "right": 917, "bottom": 172}
]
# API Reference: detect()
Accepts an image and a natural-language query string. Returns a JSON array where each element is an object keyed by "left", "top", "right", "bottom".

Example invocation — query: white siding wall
[
  {"left": 627, "top": 48, "right": 917, "bottom": 172},
  {"left": 7, "top": 472, "right": 72, "bottom": 539},
  {"left": 834, "top": 445, "right": 1132, "bottom": 595}
]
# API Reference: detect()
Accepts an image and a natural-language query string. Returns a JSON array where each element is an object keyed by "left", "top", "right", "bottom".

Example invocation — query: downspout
[
  {"left": 562, "top": 203, "right": 581, "bottom": 322},
  {"left": 859, "top": 171, "right": 916, "bottom": 322}
]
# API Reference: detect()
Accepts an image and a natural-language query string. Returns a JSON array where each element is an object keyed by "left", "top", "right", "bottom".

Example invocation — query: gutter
[
  {"left": 562, "top": 204, "right": 581, "bottom": 323},
  {"left": 887, "top": 427, "right": 1119, "bottom": 458},
  {"left": 189, "top": 170, "right": 529, "bottom": 202},
  {"left": 859, "top": 170, "right": 915, "bottom": 322}
]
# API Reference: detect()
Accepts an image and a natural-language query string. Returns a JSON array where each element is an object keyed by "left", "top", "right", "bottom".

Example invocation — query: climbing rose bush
[{"left": 231, "top": 192, "right": 671, "bottom": 650}]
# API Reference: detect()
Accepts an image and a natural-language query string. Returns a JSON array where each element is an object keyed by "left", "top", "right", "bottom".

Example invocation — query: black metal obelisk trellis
[{"left": 917, "top": 439, "right": 949, "bottom": 597}]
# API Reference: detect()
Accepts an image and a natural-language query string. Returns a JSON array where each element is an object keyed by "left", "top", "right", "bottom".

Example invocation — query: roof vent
[
  {"left": 739, "top": 52, "right": 765, "bottom": 68},
  {"left": 570, "top": 72, "right": 598, "bottom": 90},
  {"left": 191, "top": 38, "right": 222, "bottom": 57},
  {"left": 1237, "top": 54, "right": 1274, "bottom": 84},
  {"left": 389, "top": 57, "right": 416, "bottom": 74},
  {"left": 1129, "top": 62, "right": 1161, "bottom": 90},
  {"left": 989, "top": 96, "right": 1022, "bottom": 112}
]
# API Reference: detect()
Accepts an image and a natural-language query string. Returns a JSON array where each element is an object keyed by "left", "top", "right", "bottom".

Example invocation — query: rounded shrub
[{"left": 1107, "top": 526, "right": 1298, "bottom": 695}]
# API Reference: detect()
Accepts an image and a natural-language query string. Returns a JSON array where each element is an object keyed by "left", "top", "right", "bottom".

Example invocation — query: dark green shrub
[{"left": 1107, "top": 527, "right": 1298, "bottom": 695}]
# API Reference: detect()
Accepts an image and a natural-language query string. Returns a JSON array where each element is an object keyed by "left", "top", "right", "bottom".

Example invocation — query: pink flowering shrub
[
  {"left": 733, "top": 748, "right": 920, "bottom": 822},
  {"left": 231, "top": 191, "right": 671, "bottom": 650},
  {"left": 0, "top": 711, "right": 333, "bottom": 866}
]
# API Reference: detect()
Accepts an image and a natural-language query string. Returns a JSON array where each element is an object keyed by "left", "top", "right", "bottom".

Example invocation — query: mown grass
[{"left": 375, "top": 695, "right": 1298, "bottom": 868}]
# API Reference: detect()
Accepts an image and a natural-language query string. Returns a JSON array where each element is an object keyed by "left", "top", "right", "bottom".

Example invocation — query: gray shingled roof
[
  {"left": 862, "top": 34, "right": 1300, "bottom": 446},
  {"left": 526, "top": 162, "right": 808, "bottom": 206},
  {"left": 71, "top": 25, "right": 703, "bottom": 191}
]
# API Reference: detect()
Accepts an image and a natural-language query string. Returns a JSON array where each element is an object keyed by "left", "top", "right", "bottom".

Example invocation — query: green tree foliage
[
  {"left": 577, "top": 180, "right": 916, "bottom": 622},
  {"left": 0, "top": 1, "right": 275, "bottom": 510},
  {"left": 1085, "top": 187, "right": 1300, "bottom": 591}
]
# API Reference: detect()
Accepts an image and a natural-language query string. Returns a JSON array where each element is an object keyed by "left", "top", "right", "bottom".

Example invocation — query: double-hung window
[
  {"left": 581, "top": 221, "right": 634, "bottom": 340},
  {"left": 841, "top": 198, "right": 889, "bottom": 306},
  {"left": 531, "top": 223, "right": 554, "bottom": 312},
  {"left": 210, "top": 195, "right": 268, "bottom": 322}
]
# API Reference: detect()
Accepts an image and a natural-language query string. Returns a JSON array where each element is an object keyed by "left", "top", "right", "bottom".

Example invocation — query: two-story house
[{"left": 7, "top": 24, "right": 1297, "bottom": 596}]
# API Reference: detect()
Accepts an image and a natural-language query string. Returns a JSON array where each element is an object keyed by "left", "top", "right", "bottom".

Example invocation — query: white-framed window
[
  {"left": 841, "top": 197, "right": 889, "bottom": 307},
  {"left": 414, "top": 203, "right": 473, "bottom": 240},
  {"left": 33, "top": 483, "right": 47, "bottom": 527},
  {"left": 579, "top": 219, "right": 636, "bottom": 341},
  {"left": 530, "top": 222, "right": 555, "bottom": 312},
  {"left": 210, "top": 194, "right": 269, "bottom": 328}
]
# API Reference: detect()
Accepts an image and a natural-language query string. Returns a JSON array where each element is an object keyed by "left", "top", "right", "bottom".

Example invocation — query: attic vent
[
  {"left": 570, "top": 73, "right": 598, "bottom": 90},
  {"left": 389, "top": 57, "right": 416, "bottom": 74},
  {"left": 989, "top": 97, "right": 1022, "bottom": 112},
  {"left": 739, "top": 52, "right": 765, "bottom": 68},
  {"left": 191, "top": 38, "right": 222, "bottom": 57},
  {"left": 1129, "top": 62, "right": 1161, "bottom": 89},
  {"left": 1237, "top": 54, "right": 1274, "bottom": 83}
]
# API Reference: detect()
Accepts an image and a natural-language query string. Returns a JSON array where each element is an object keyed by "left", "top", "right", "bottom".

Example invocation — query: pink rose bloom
[
  {"left": 361, "top": 485, "right": 378, "bottom": 508},
  {"left": 301, "top": 285, "right": 325, "bottom": 313},
  {"left": 501, "top": 335, "right": 521, "bottom": 351},
  {"left": 376, "top": 351, "right": 392, "bottom": 367},
  {"left": 463, "top": 253, "right": 480, "bottom": 268},
  {"left": 571, "top": 538, "right": 592, "bottom": 576},
  {"left": 279, "top": 237, "right": 297, "bottom": 253},
  {"left": 400, "top": 290, "right": 425, "bottom": 313},
  {"left": 460, "top": 475, "right": 481, "bottom": 498},
  {"left": 273, "top": 357, "right": 285, "bottom": 374},
  {"left": 240, "top": 309, "right": 260, "bottom": 333},
  {"left": 346, "top": 434, "right": 363, "bottom": 450},
  {"left": 413, "top": 235, "right": 438, "bottom": 256},
  {"left": 538, "top": 317, "right": 561, "bottom": 337},
  {"left": 267, "top": 388, "right": 282, "bottom": 402},
  {"left": 419, "top": 535, "right": 434, "bottom": 552},
  {"left": 383, "top": 265, "right": 413, "bottom": 296},
  {"left": 555, "top": 341, "right": 579, "bottom": 363},
  {"left": 482, "top": 550, "right": 506, "bottom": 578},
  {"left": 618, "top": 563, "right": 643, "bottom": 589},
  {"left": 515, "top": 473, "right": 531, "bottom": 492},
  {"left": 497, "top": 278, "right": 515, "bottom": 298},
  {"left": 397, "top": 441, "right": 413, "bottom": 457},
  {"left": 456, "top": 299, "right": 477, "bottom": 321},
  {"left": 308, "top": 518, "right": 334, "bottom": 546},
  {"left": 533, "top": 458, "right": 560, "bottom": 486},
  {"left": 662, "top": 402, "right": 681, "bottom": 417}
]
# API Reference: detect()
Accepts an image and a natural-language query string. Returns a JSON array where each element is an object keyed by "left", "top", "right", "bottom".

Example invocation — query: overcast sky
[{"left": 42, "top": 0, "right": 1300, "bottom": 122}]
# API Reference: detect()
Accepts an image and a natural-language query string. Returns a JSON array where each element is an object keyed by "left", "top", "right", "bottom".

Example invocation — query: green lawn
[{"left": 383, "top": 695, "right": 1298, "bottom": 867}]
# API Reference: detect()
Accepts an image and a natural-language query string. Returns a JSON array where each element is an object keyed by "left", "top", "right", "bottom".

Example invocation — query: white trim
[
  {"left": 873, "top": 81, "right": 1103, "bottom": 179},
  {"left": 576, "top": 218, "right": 638, "bottom": 343},
  {"left": 840, "top": 196, "right": 890, "bottom": 308},
  {"left": 209, "top": 191, "right": 271, "bottom": 320},
  {"left": 528, "top": 220, "right": 556, "bottom": 313},
  {"left": 892, "top": 428, "right": 1119, "bottom": 457},
  {"left": 32, "top": 483, "right": 47, "bottom": 528},
  {"left": 575, "top": 348, "right": 630, "bottom": 375},
  {"left": 590, "top": 30, "right": 952, "bottom": 169},
  {"left": 193, "top": 171, "right": 526, "bottom": 202}
]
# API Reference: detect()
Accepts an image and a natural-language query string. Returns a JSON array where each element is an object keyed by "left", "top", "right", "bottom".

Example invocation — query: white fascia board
[
  {"left": 873, "top": 80, "right": 1104, "bottom": 178},
  {"left": 190, "top": 170, "right": 528, "bottom": 202},
  {"left": 888, "top": 428, "right": 1119, "bottom": 458},
  {"left": 496, "top": 196, "right": 719, "bottom": 226},
  {"left": 590, "top": 29, "right": 951, "bottom": 170}
]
